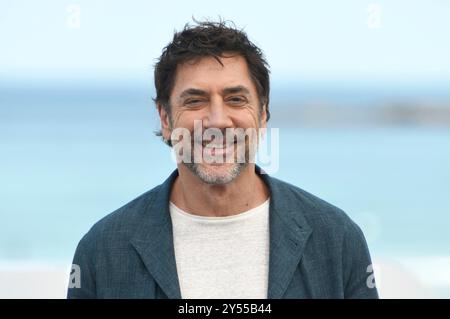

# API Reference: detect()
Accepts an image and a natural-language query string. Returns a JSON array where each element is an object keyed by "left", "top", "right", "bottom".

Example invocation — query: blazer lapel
[
  {"left": 258, "top": 168, "right": 313, "bottom": 299},
  {"left": 130, "top": 170, "right": 182, "bottom": 299}
]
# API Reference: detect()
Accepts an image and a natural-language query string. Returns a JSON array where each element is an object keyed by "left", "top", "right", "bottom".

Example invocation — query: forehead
[{"left": 171, "top": 55, "right": 257, "bottom": 97}]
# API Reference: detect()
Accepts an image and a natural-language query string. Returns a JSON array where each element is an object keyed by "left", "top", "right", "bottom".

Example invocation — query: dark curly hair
[{"left": 154, "top": 19, "right": 270, "bottom": 144}]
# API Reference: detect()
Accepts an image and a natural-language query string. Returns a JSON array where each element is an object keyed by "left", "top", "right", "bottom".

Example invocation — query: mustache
[
  {"left": 170, "top": 127, "right": 257, "bottom": 146},
  {"left": 170, "top": 128, "right": 259, "bottom": 146}
]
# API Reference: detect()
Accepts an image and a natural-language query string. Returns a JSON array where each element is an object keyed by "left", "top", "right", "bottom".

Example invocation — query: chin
[{"left": 184, "top": 162, "right": 247, "bottom": 185}]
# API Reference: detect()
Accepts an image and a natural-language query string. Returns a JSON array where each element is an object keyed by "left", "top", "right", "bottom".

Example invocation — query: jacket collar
[{"left": 131, "top": 166, "right": 312, "bottom": 299}]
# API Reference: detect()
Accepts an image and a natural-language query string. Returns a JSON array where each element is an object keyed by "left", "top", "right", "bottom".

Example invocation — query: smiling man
[{"left": 67, "top": 20, "right": 378, "bottom": 299}]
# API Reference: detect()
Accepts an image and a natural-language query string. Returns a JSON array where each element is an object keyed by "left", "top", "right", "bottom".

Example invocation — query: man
[{"left": 67, "top": 20, "right": 378, "bottom": 299}]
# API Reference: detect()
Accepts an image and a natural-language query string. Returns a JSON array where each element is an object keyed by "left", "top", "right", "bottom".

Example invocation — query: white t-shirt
[{"left": 169, "top": 198, "right": 270, "bottom": 299}]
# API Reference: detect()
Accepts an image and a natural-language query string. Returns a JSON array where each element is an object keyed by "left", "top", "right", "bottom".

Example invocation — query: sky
[{"left": 1, "top": 0, "right": 450, "bottom": 83}]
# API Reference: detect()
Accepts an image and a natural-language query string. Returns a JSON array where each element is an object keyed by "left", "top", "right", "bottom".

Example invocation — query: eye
[
  {"left": 184, "top": 98, "right": 205, "bottom": 106},
  {"left": 227, "top": 96, "right": 247, "bottom": 106}
]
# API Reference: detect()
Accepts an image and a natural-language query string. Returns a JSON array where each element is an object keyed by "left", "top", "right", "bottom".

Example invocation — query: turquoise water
[{"left": 1, "top": 86, "right": 450, "bottom": 264}]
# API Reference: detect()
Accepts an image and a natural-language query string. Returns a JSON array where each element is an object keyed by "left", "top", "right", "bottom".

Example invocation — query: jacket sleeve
[
  {"left": 342, "top": 219, "right": 379, "bottom": 299},
  {"left": 67, "top": 232, "right": 97, "bottom": 299}
]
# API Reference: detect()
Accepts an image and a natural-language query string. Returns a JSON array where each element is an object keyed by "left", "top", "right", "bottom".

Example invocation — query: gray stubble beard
[{"left": 182, "top": 161, "right": 248, "bottom": 185}]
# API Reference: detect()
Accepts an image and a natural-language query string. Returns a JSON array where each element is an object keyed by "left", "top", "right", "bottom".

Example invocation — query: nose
[{"left": 202, "top": 96, "right": 233, "bottom": 130}]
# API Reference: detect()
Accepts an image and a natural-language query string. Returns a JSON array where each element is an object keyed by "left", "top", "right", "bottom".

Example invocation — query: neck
[{"left": 170, "top": 164, "right": 269, "bottom": 217}]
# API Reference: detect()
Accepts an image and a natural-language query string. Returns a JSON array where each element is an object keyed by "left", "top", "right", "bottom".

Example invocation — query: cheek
[
  {"left": 172, "top": 106, "right": 260, "bottom": 130},
  {"left": 172, "top": 110, "right": 195, "bottom": 130},
  {"left": 238, "top": 107, "right": 261, "bottom": 128}
]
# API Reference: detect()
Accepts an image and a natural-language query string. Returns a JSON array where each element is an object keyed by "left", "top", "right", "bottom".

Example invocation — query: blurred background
[{"left": 1, "top": 0, "right": 449, "bottom": 298}]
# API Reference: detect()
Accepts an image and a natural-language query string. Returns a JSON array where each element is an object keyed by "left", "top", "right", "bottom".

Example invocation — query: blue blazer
[{"left": 67, "top": 167, "right": 378, "bottom": 299}]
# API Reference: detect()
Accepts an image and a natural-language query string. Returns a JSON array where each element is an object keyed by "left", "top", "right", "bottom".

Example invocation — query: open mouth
[
  {"left": 202, "top": 141, "right": 236, "bottom": 148},
  {"left": 199, "top": 139, "right": 239, "bottom": 159}
]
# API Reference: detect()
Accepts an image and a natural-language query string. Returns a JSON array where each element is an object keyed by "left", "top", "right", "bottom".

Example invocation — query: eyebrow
[
  {"left": 222, "top": 85, "right": 250, "bottom": 96},
  {"left": 179, "top": 88, "right": 208, "bottom": 99},
  {"left": 179, "top": 85, "right": 251, "bottom": 100}
]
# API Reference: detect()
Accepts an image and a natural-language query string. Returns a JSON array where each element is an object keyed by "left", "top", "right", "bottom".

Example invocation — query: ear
[
  {"left": 157, "top": 103, "right": 171, "bottom": 141},
  {"left": 258, "top": 104, "right": 268, "bottom": 141},
  {"left": 260, "top": 104, "right": 268, "bottom": 129}
]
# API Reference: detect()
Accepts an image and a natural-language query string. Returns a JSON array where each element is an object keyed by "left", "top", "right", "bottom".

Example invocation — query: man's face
[{"left": 159, "top": 54, "right": 266, "bottom": 184}]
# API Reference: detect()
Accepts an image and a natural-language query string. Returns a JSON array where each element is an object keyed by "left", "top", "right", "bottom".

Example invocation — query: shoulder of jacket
[
  {"left": 78, "top": 184, "right": 162, "bottom": 247},
  {"left": 269, "top": 176, "right": 356, "bottom": 231}
]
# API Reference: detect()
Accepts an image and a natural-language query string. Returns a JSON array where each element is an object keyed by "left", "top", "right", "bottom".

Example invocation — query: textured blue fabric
[{"left": 67, "top": 166, "right": 378, "bottom": 299}]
